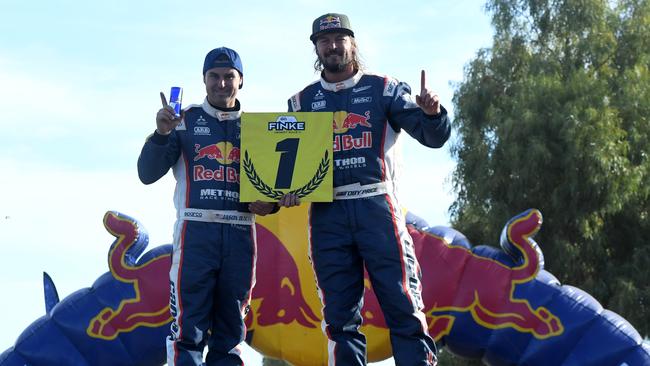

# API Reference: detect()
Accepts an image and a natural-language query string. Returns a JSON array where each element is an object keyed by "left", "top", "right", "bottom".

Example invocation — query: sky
[{"left": 0, "top": 0, "right": 495, "bottom": 364}]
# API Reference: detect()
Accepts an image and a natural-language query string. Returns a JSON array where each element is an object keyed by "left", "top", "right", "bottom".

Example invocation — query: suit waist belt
[
  {"left": 333, "top": 182, "right": 392, "bottom": 200},
  {"left": 180, "top": 208, "right": 255, "bottom": 225}
]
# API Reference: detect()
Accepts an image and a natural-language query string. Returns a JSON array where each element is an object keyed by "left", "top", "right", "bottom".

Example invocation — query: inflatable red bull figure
[{"left": 1, "top": 209, "right": 649, "bottom": 365}]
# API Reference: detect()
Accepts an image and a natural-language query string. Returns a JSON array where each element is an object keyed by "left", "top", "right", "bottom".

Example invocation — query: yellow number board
[{"left": 240, "top": 112, "right": 333, "bottom": 202}]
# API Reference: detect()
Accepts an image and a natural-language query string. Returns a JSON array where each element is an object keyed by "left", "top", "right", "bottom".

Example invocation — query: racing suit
[
  {"left": 288, "top": 71, "right": 451, "bottom": 366},
  {"left": 138, "top": 99, "right": 262, "bottom": 366}
]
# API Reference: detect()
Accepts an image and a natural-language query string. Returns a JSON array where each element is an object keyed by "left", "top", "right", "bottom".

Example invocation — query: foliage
[{"left": 451, "top": 0, "right": 650, "bottom": 342}]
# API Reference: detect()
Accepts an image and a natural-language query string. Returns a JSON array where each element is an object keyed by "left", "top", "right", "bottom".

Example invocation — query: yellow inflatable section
[{"left": 247, "top": 204, "right": 391, "bottom": 365}]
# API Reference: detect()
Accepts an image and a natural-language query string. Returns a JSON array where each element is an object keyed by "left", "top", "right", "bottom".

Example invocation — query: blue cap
[{"left": 202, "top": 47, "right": 243, "bottom": 76}]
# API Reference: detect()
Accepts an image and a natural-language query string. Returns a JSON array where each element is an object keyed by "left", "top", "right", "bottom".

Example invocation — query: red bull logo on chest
[
  {"left": 333, "top": 110, "right": 372, "bottom": 134},
  {"left": 194, "top": 141, "right": 240, "bottom": 165},
  {"left": 193, "top": 142, "right": 240, "bottom": 182}
]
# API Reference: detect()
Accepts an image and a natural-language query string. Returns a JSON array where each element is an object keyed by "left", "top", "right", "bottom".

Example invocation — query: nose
[{"left": 320, "top": 40, "right": 336, "bottom": 53}]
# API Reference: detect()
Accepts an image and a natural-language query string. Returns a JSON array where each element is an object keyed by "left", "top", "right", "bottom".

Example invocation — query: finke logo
[{"left": 268, "top": 115, "right": 305, "bottom": 131}]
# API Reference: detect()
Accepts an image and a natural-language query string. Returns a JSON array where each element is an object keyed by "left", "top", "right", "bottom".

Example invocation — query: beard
[{"left": 320, "top": 49, "right": 353, "bottom": 73}]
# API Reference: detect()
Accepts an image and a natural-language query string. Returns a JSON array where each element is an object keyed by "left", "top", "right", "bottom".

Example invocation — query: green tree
[{"left": 451, "top": 0, "right": 650, "bottom": 343}]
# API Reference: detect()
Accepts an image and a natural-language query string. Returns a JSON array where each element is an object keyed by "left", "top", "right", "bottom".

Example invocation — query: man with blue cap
[{"left": 138, "top": 47, "right": 278, "bottom": 365}]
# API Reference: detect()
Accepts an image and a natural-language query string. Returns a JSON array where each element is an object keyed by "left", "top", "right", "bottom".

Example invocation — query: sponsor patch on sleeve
[
  {"left": 290, "top": 93, "right": 302, "bottom": 112},
  {"left": 383, "top": 78, "right": 398, "bottom": 97}
]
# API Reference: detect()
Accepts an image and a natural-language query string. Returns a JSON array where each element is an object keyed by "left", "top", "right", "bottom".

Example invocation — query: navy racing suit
[
  {"left": 138, "top": 99, "right": 259, "bottom": 366},
  {"left": 288, "top": 71, "right": 451, "bottom": 366}
]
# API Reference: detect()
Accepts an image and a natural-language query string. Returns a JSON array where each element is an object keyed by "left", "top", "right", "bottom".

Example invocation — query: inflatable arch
[{"left": 1, "top": 207, "right": 649, "bottom": 365}]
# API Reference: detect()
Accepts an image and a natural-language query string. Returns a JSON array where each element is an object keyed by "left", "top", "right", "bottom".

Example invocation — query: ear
[{"left": 239, "top": 76, "right": 243, "bottom": 89}]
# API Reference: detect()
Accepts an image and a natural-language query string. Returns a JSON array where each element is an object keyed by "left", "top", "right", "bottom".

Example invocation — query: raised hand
[
  {"left": 415, "top": 70, "right": 441, "bottom": 116},
  {"left": 156, "top": 92, "right": 182, "bottom": 135}
]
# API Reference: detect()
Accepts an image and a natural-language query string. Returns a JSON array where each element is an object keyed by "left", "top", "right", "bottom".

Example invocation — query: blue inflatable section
[{"left": 1, "top": 210, "right": 649, "bottom": 365}]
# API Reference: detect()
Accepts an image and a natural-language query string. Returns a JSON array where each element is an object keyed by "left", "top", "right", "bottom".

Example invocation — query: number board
[{"left": 240, "top": 112, "right": 333, "bottom": 202}]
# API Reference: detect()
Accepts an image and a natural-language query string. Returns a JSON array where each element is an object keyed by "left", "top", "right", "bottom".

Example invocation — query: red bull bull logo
[
  {"left": 319, "top": 15, "right": 342, "bottom": 31},
  {"left": 194, "top": 142, "right": 241, "bottom": 182},
  {"left": 332, "top": 111, "right": 373, "bottom": 152},
  {"left": 87, "top": 212, "right": 172, "bottom": 340},
  {"left": 7, "top": 209, "right": 648, "bottom": 366},
  {"left": 247, "top": 224, "right": 320, "bottom": 329},
  {"left": 414, "top": 209, "right": 563, "bottom": 341},
  {"left": 194, "top": 141, "right": 240, "bottom": 165},
  {"left": 333, "top": 111, "right": 372, "bottom": 134}
]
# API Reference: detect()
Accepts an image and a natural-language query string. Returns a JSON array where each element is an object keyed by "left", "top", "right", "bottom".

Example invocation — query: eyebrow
[{"left": 208, "top": 71, "right": 236, "bottom": 77}]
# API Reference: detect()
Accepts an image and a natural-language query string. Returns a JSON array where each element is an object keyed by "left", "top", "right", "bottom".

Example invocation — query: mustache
[{"left": 325, "top": 49, "right": 344, "bottom": 57}]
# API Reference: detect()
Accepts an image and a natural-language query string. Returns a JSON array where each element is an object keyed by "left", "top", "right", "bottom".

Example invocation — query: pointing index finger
[
  {"left": 160, "top": 92, "right": 168, "bottom": 108},
  {"left": 420, "top": 70, "right": 426, "bottom": 93}
]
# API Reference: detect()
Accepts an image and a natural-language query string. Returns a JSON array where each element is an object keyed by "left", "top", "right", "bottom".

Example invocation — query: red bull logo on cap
[{"left": 319, "top": 15, "right": 342, "bottom": 30}]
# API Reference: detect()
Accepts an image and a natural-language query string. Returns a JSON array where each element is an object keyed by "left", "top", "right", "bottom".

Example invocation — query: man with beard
[
  {"left": 138, "top": 47, "right": 279, "bottom": 366},
  {"left": 282, "top": 13, "right": 451, "bottom": 366}
]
